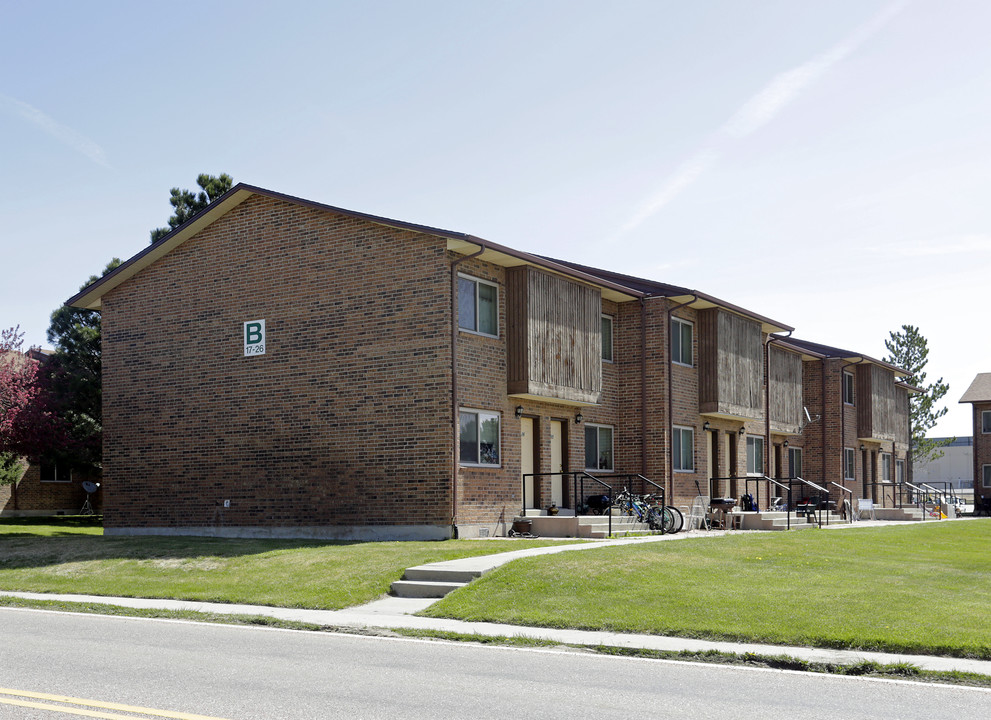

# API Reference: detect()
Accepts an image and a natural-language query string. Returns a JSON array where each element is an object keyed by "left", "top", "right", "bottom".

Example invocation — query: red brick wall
[
  {"left": 101, "top": 195, "right": 453, "bottom": 534},
  {"left": 972, "top": 402, "right": 991, "bottom": 500}
]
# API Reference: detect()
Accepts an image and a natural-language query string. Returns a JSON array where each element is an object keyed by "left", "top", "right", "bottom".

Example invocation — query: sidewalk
[{"left": 3, "top": 520, "right": 989, "bottom": 677}]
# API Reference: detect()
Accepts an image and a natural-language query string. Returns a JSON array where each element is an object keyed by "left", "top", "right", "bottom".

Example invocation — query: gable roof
[
  {"left": 543, "top": 257, "right": 793, "bottom": 335},
  {"left": 67, "top": 184, "right": 645, "bottom": 310},
  {"left": 781, "top": 337, "right": 910, "bottom": 378},
  {"left": 960, "top": 373, "right": 991, "bottom": 403}
]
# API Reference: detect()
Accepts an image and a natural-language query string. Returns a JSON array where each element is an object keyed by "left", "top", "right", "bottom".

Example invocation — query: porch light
[
  {"left": 860, "top": 444, "right": 866, "bottom": 451},
  {"left": 575, "top": 412, "right": 584, "bottom": 425},
  {"left": 783, "top": 440, "right": 789, "bottom": 447},
  {"left": 738, "top": 426, "right": 746, "bottom": 436},
  {"left": 515, "top": 405, "right": 524, "bottom": 419},
  {"left": 702, "top": 421, "right": 711, "bottom": 431}
]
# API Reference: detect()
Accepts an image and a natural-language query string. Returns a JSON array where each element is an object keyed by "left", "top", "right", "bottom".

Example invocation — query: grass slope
[
  {"left": 0, "top": 518, "right": 575, "bottom": 610},
  {"left": 422, "top": 521, "right": 991, "bottom": 658}
]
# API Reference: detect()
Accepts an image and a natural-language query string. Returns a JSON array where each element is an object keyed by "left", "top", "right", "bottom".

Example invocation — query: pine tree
[
  {"left": 883, "top": 324, "right": 951, "bottom": 464},
  {"left": 150, "top": 173, "right": 233, "bottom": 243}
]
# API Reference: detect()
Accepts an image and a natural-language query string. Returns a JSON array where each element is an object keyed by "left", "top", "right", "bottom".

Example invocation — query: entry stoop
[{"left": 390, "top": 564, "right": 483, "bottom": 598}]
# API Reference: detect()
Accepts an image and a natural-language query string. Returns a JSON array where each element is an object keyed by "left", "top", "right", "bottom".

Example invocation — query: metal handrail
[
  {"left": 579, "top": 471, "right": 614, "bottom": 537},
  {"left": 830, "top": 482, "right": 854, "bottom": 523},
  {"left": 786, "top": 476, "right": 832, "bottom": 527}
]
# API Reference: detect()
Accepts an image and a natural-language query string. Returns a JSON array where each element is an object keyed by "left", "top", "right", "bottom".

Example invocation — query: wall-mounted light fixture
[
  {"left": 738, "top": 426, "right": 746, "bottom": 436},
  {"left": 860, "top": 444, "right": 866, "bottom": 452},
  {"left": 702, "top": 421, "right": 711, "bottom": 431},
  {"left": 575, "top": 412, "right": 584, "bottom": 425},
  {"left": 515, "top": 405, "right": 524, "bottom": 419},
  {"left": 783, "top": 440, "right": 789, "bottom": 447}
]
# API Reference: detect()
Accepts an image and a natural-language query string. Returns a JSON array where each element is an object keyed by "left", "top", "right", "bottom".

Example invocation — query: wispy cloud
[
  {"left": 869, "top": 234, "right": 991, "bottom": 258},
  {"left": 616, "top": 1, "right": 906, "bottom": 236},
  {"left": 0, "top": 93, "right": 109, "bottom": 167}
]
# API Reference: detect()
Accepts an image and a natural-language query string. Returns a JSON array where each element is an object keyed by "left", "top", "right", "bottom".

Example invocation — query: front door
[
  {"left": 550, "top": 420, "right": 564, "bottom": 507},
  {"left": 708, "top": 429, "right": 718, "bottom": 498},
  {"left": 521, "top": 417, "right": 537, "bottom": 510}
]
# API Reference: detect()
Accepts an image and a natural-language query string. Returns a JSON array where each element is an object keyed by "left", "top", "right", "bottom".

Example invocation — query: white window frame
[
  {"left": 843, "top": 371, "right": 855, "bottom": 405},
  {"left": 601, "top": 314, "right": 614, "bottom": 363},
  {"left": 881, "top": 453, "right": 892, "bottom": 483},
  {"left": 982, "top": 410, "right": 991, "bottom": 434},
  {"left": 896, "top": 459, "right": 905, "bottom": 484},
  {"left": 584, "top": 423, "right": 614, "bottom": 472},
  {"left": 459, "top": 409, "right": 501, "bottom": 467},
  {"left": 788, "top": 446, "right": 803, "bottom": 479},
  {"left": 457, "top": 273, "right": 499, "bottom": 338},
  {"left": 746, "top": 435, "right": 764, "bottom": 476},
  {"left": 844, "top": 447, "right": 856, "bottom": 481},
  {"left": 984, "top": 465, "right": 991, "bottom": 489},
  {"left": 672, "top": 425, "right": 695, "bottom": 472},
  {"left": 671, "top": 317, "right": 693, "bottom": 367},
  {"left": 39, "top": 460, "right": 72, "bottom": 483}
]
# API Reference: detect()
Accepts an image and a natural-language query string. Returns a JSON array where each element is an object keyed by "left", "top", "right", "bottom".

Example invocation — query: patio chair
[{"left": 856, "top": 498, "right": 875, "bottom": 521}]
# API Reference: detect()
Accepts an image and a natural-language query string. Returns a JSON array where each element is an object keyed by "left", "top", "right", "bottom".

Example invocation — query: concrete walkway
[{"left": 3, "top": 518, "right": 989, "bottom": 677}]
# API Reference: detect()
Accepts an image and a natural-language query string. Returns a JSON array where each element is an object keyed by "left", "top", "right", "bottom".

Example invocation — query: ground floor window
[
  {"left": 672, "top": 426, "right": 694, "bottom": 472},
  {"left": 788, "top": 447, "right": 803, "bottom": 478},
  {"left": 881, "top": 453, "right": 892, "bottom": 483},
  {"left": 40, "top": 460, "right": 72, "bottom": 483},
  {"left": 844, "top": 448, "right": 855, "bottom": 480},
  {"left": 746, "top": 436, "right": 764, "bottom": 475},
  {"left": 585, "top": 424, "right": 614, "bottom": 471},
  {"left": 460, "top": 409, "right": 500, "bottom": 466},
  {"left": 984, "top": 465, "right": 991, "bottom": 489},
  {"left": 896, "top": 459, "right": 905, "bottom": 484}
]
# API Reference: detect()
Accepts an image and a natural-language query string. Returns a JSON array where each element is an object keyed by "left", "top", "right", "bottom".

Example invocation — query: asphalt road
[{"left": 0, "top": 607, "right": 987, "bottom": 719}]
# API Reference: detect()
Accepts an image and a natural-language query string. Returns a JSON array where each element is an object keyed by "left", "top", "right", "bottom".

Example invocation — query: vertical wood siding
[
  {"left": 769, "top": 346, "right": 803, "bottom": 433},
  {"left": 506, "top": 266, "right": 601, "bottom": 403},
  {"left": 699, "top": 308, "right": 763, "bottom": 419}
]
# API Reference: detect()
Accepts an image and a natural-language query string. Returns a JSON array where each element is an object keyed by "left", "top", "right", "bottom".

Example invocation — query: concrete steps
[{"left": 390, "top": 564, "right": 485, "bottom": 598}]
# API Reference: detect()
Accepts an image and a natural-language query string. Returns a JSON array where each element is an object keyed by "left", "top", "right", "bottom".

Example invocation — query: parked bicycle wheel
[{"left": 666, "top": 505, "right": 684, "bottom": 533}]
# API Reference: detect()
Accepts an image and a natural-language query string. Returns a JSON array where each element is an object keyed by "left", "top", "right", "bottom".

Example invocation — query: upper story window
[
  {"left": 40, "top": 460, "right": 71, "bottom": 483},
  {"left": 584, "top": 424, "right": 614, "bottom": 471},
  {"left": 843, "top": 371, "right": 855, "bottom": 405},
  {"left": 982, "top": 410, "right": 991, "bottom": 434},
  {"left": 458, "top": 274, "right": 498, "bottom": 337},
  {"left": 746, "top": 435, "right": 764, "bottom": 475},
  {"left": 672, "top": 317, "right": 693, "bottom": 367},
  {"left": 844, "top": 447, "right": 856, "bottom": 480},
  {"left": 601, "top": 315, "right": 614, "bottom": 362},
  {"left": 672, "top": 426, "right": 694, "bottom": 472},
  {"left": 459, "top": 409, "right": 501, "bottom": 467}
]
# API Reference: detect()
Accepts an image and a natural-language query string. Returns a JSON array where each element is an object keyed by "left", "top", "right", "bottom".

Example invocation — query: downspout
[
  {"left": 450, "top": 241, "right": 486, "bottom": 538},
  {"left": 841, "top": 357, "right": 866, "bottom": 494},
  {"left": 640, "top": 298, "right": 648, "bottom": 476},
  {"left": 666, "top": 294, "right": 697, "bottom": 503},
  {"left": 764, "top": 331, "right": 792, "bottom": 480}
]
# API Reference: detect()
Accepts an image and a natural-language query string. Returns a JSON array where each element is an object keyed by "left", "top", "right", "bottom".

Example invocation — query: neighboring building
[
  {"left": 0, "top": 459, "right": 101, "bottom": 517},
  {"left": 67, "top": 184, "right": 913, "bottom": 539},
  {"left": 912, "top": 437, "right": 973, "bottom": 493},
  {"left": 960, "top": 374, "right": 991, "bottom": 503}
]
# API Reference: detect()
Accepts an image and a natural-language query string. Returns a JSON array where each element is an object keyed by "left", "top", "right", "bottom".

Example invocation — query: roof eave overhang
[{"left": 660, "top": 293, "right": 793, "bottom": 335}]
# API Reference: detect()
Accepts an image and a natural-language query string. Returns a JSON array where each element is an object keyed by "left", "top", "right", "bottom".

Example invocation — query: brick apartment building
[
  {"left": 67, "top": 184, "right": 913, "bottom": 539},
  {"left": 960, "top": 373, "right": 991, "bottom": 504}
]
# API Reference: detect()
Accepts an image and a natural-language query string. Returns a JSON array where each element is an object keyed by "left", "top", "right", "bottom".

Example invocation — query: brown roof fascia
[{"left": 67, "top": 184, "right": 644, "bottom": 310}]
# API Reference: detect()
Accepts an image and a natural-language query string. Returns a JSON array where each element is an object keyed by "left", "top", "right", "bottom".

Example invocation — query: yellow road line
[{"left": 0, "top": 688, "right": 233, "bottom": 720}]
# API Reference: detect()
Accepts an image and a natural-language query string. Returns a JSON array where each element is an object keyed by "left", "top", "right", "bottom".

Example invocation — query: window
[
  {"left": 40, "top": 460, "right": 72, "bottom": 483},
  {"left": 459, "top": 410, "right": 500, "bottom": 466},
  {"left": 671, "top": 317, "right": 693, "bottom": 367},
  {"left": 843, "top": 372, "right": 855, "bottom": 405},
  {"left": 458, "top": 274, "right": 498, "bottom": 337},
  {"left": 881, "top": 453, "right": 892, "bottom": 483},
  {"left": 896, "top": 459, "right": 905, "bottom": 484},
  {"left": 746, "top": 436, "right": 764, "bottom": 475},
  {"left": 584, "top": 424, "right": 614, "bottom": 471},
  {"left": 983, "top": 411, "right": 991, "bottom": 434},
  {"left": 984, "top": 465, "right": 991, "bottom": 489},
  {"left": 844, "top": 447, "right": 856, "bottom": 480},
  {"left": 672, "top": 426, "right": 694, "bottom": 472},
  {"left": 601, "top": 315, "right": 614, "bottom": 362},
  {"left": 788, "top": 447, "right": 803, "bottom": 479}
]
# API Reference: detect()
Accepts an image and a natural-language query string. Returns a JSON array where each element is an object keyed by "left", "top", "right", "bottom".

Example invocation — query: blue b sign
[{"left": 244, "top": 320, "right": 266, "bottom": 356}]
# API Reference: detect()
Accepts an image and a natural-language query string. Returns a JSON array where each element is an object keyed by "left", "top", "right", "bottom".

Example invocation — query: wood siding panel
[
  {"left": 856, "top": 364, "right": 904, "bottom": 442},
  {"left": 506, "top": 266, "right": 601, "bottom": 403},
  {"left": 769, "top": 346, "right": 802, "bottom": 434},
  {"left": 698, "top": 309, "right": 763, "bottom": 419}
]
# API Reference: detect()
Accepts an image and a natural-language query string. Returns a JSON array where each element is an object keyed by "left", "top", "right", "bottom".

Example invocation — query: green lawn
[
  {"left": 422, "top": 520, "right": 991, "bottom": 658},
  {"left": 0, "top": 518, "right": 575, "bottom": 609}
]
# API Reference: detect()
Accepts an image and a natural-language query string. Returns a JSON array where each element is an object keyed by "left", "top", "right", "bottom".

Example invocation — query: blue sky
[{"left": 2, "top": 1, "right": 988, "bottom": 438}]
